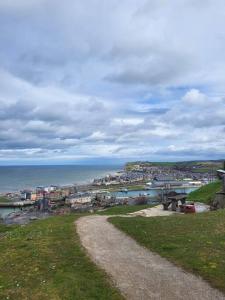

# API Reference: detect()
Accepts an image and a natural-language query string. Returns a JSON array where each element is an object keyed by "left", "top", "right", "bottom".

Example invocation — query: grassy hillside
[
  {"left": 187, "top": 181, "right": 222, "bottom": 204},
  {"left": 125, "top": 160, "right": 223, "bottom": 172},
  {"left": 125, "top": 161, "right": 176, "bottom": 170},
  {"left": 110, "top": 209, "right": 225, "bottom": 293},
  {"left": 0, "top": 215, "right": 123, "bottom": 300}
]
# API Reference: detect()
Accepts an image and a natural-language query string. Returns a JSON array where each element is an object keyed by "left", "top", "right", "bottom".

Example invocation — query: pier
[{"left": 0, "top": 201, "right": 34, "bottom": 208}]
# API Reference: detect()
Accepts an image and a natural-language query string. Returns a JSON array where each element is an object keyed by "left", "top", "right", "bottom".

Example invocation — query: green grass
[
  {"left": 105, "top": 184, "right": 146, "bottom": 192},
  {"left": 187, "top": 181, "right": 222, "bottom": 204},
  {"left": 0, "top": 196, "right": 10, "bottom": 203},
  {"left": 125, "top": 160, "right": 223, "bottom": 171},
  {"left": 125, "top": 161, "right": 176, "bottom": 170},
  {"left": 0, "top": 215, "right": 123, "bottom": 300},
  {"left": 110, "top": 210, "right": 225, "bottom": 293},
  {"left": 0, "top": 224, "right": 17, "bottom": 233},
  {"left": 97, "top": 204, "right": 153, "bottom": 215},
  {"left": 192, "top": 168, "right": 216, "bottom": 173}
]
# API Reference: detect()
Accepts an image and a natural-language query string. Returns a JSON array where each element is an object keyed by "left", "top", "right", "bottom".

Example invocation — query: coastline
[
  {"left": 0, "top": 161, "right": 208, "bottom": 221},
  {"left": 0, "top": 165, "right": 122, "bottom": 194}
]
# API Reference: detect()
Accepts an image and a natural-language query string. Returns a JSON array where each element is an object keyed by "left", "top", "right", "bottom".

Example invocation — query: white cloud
[
  {"left": 112, "top": 118, "right": 144, "bottom": 126},
  {"left": 182, "top": 89, "right": 207, "bottom": 105},
  {"left": 1, "top": 1, "right": 225, "bottom": 162}
]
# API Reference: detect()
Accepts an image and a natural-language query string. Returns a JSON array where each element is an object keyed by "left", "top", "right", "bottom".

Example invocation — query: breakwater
[{"left": 0, "top": 200, "right": 33, "bottom": 208}]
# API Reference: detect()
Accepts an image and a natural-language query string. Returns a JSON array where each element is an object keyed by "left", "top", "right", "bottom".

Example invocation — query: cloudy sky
[{"left": 0, "top": 0, "right": 225, "bottom": 165}]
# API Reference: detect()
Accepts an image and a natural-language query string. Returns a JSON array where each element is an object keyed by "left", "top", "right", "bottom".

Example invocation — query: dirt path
[{"left": 76, "top": 215, "right": 225, "bottom": 300}]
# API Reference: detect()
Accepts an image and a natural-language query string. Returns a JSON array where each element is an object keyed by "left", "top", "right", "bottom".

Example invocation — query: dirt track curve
[{"left": 76, "top": 215, "right": 225, "bottom": 300}]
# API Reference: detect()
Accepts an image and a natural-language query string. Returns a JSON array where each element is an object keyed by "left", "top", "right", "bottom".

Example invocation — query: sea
[
  {"left": 0, "top": 165, "right": 121, "bottom": 218},
  {"left": 0, "top": 165, "right": 121, "bottom": 193}
]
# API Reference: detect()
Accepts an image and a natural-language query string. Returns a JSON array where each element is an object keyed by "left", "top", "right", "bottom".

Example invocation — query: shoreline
[
  {"left": 0, "top": 178, "right": 201, "bottom": 201},
  {"left": 0, "top": 167, "right": 122, "bottom": 195}
]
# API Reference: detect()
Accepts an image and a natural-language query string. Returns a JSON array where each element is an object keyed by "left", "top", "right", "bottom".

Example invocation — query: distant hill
[{"left": 125, "top": 160, "right": 224, "bottom": 172}]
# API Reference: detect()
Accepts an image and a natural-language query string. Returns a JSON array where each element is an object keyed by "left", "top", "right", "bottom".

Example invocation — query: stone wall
[{"left": 211, "top": 192, "right": 225, "bottom": 210}]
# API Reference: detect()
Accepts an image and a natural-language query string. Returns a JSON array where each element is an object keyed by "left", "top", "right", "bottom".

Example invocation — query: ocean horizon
[{"left": 0, "top": 165, "right": 122, "bottom": 193}]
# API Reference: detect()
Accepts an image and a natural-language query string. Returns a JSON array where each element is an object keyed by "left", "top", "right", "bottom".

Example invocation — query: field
[
  {"left": 0, "top": 196, "right": 10, "bottom": 203},
  {"left": 104, "top": 184, "right": 146, "bottom": 192},
  {"left": 125, "top": 161, "right": 177, "bottom": 170},
  {"left": 0, "top": 215, "right": 123, "bottom": 300},
  {"left": 187, "top": 181, "right": 222, "bottom": 204},
  {"left": 110, "top": 210, "right": 225, "bottom": 293}
]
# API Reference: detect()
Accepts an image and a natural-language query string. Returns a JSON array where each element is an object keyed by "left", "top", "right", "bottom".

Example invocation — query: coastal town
[
  {"left": 0, "top": 160, "right": 221, "bottom": 224},
  {"left": 1, "top": 161, "right": 218, "bottom": 201}
]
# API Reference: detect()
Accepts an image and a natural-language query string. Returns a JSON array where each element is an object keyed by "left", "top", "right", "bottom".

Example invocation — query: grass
[
  {"left": 0, "top": 224, "right": 17, "bottom": 234},
  {"left": 187, "top": 181, "right": 222, "bottom": 204},
  {"left": 110, "top": 210, "right": 225, "bottom": 293},
  {"left": 125, "top": 160, "right": 223, "bottom": 171},
  {"left": 96, "top": 204, "right": 153, "bottom": 215},
  {"left": 0, "top": 215, "right": 123, "bottom": 300},
  {"left": 192, "top": 168, "right": 216, "bottom": 173},
  {"left": 125, "top": 161, "right": 177, "bottom": 170},
  {"left": 105, "top": 184, "right": 146, "bottom": 192},
  {"left": 0, "top": 196, "right": 10, "bottom": 203}
]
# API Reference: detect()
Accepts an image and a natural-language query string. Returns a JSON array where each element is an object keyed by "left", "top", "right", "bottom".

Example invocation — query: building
[
  {"left": 31, "top": 192, "right": 37, "bottom": 201},
  {"left": 20, "top": 190, "right": 32, "bottom": 200},
  {"left": 67, "top": 192, "right": 92, "bottom": 205}
]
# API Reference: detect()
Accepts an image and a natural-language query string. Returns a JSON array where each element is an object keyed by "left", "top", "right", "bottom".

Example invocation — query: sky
[{"left": 0, "top": 0, "right": 225, "bottom": 165}]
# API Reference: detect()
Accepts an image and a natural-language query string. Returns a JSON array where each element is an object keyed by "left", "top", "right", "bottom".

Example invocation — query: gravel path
[
  {"left": 76, "top": 215, "right": 225, "bottom": 300},
  {"left": 128, "top": 204, "right": 175, "bottom": 217}
]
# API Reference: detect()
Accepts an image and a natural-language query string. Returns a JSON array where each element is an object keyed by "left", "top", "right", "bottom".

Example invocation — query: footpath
[{"left": 76, "top": 210, "right": 225, "bottom": 300}]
